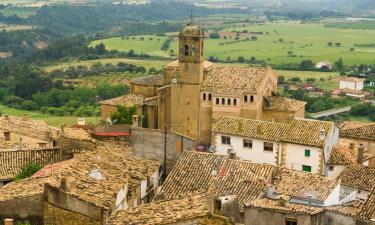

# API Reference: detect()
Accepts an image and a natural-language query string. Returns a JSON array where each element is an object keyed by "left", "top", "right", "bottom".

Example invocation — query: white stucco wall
[
  {"left": 115, "top": 184, "right": 129, "bottom": 210},
  {"left": 339, "top": 80, "right": 363, "bottom": 91},
  {"left": 214, "top": 134, "right": 278, "bottom": 165},
  {"left": 340, "top": 185, "right": 370, "bottom": 201},
  {"left": 140, "top": 179, "right": 147, "bottom": 199},
  {"left": 326, "top": 165, "right": 346, "bottom": 179},
  {"left": 284, "top": 143, "right": 322, "bottom": 174},
  {"left": 324, "top": 184, "right": 341, "bottom": 206}
]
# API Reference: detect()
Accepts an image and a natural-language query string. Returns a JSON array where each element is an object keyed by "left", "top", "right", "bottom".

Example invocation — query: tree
[
  {"left": 251, "top": 36, "right": 257, "bottom": 41},
  {"left": 327, "top": 42, "right": 333, "bottom": 47},
  {"left": 292, "top": 88, "right": 306, "bottom": 101},
  {"left": 299, "top": 60, "right": 314, "bottom": 70},
  {"left": 334, "top": 58, "right": 344, "bottom": 72},
  {"left": 95, "top": 43, "right": 106, "bottom": 55},
  {"left": 278, "top": 38, "right": 283, "bottom": 43},
  {"left": 335, "top": 42, "right": 341, "bottom": 47},
  {"left": 238, "top": 56, "right": 245, "bottom": 63},
  {"left": 209, "top": 32, "right": 220, "bottom": 39},
  {"left": 110, "top": 106, "right": 136, "bottom": 124},
  {"left": 15, "top": 162, "right": 42, "bottom": 180},
  {"left": 306, "top": 78, "right": 316, "bottom": 83},
  {"left": 278, "top": 75, "right": 285, "bottom": 84}
]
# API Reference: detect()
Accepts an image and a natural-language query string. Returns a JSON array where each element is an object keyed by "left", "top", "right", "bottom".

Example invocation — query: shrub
[{"left": 15, "top": 162, "right": 42, "bottom": 180}]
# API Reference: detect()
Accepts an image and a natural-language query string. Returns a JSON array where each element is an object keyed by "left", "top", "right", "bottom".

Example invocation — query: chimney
[
  {"left": 132, "top": 115, "right": 139, "bottom": 128},
  {"left": 319, "top": 129, "right": 326, "bottom": 141},
  {"left": 349, "top": 143, "right": 355, "bottom": 150},
  {"left": 4, "top": 219, "right": 13, "bottom": 225},
  {"left": 278, "top": 196, "right": 289, "bottom": 207},
  {"left": 358, "top": 144, "right": 365, "bottom": 165},
  {"left": 256, "top": 124, "right": 264, "bottom": 135},
  {"left": 229, "top": 151, "right": 236, "bottom": 159}
]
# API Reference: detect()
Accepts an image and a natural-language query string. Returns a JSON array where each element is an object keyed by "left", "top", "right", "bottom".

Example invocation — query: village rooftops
[
  {"left": 99, "top": 94, "right": 144, "bottom": 107},
  {"left": 213, "top": 116, "right": 334, "bottom": 148},
  {"left": 337, "top": 164, "right": 375, "bottom": 192},
  {"left": 263, "top": 96, "right": 306, "bottom": 112},
  {"left": 60, "top": 126, "right": 95, "bottom": 142},
  {"left": 201, "top": 65, "right": 274, "bottom": 95},
  {"left": 0, "top": 148, "right": 61, "bottom": 181},
  {"left": 340, "top": 121, "right": 375, "bottom": 141},
  {"left": 327, "top": 145, "right": 372, "bottom": 165},
  {"left": 130, "top": 75, "right": 164, "bottom": 86},
  {"left": 340, "top": 77, "right": 365, "bottom": 83},
  {"left": 0, "top": 115, "right": 59, "bottom": 142},
  {"left": 107, "top": 193, "right": 216, "bottom": 225},
  {"left": 359, "top": 193, "right": 375, "bottom": 221}
]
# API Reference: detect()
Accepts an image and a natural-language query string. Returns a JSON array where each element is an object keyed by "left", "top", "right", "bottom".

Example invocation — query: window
[
  {"left": 3, "top": 132, "right": 10, "bottom": 141},
  {"left": 302, "top": 165, "right": 312, "bottom": 173},
  {"left": 203, "top": 93, "right": 206, "bottom": 100},
  {"left": 329, "top": 165, "right": 334, "bottom": 171},
  {"left": 244, "top": 95, "right": 248, "bottom": 102},
  {"left": 234, "top": 99, "right": 237, "bottom": 105},
  {"left": 38, "top": 143, "right": 47, "bottom": 148},
  {"left": 305, "top": 149, "right": 310, "bottom": 157},
  {"left": 208, "top": 94, "right": 212, "bottom": 101},
  {"left": 243, "top": 139, "right": 253, "bottom": 148},
  {"left": 264, "top": 142, "right": 273, "bottom": 152},
  {"left": 227, "top": 99, "right": 231, "bottom": 105},
  {"left": 221, "top": 136, "right": 231, "bottom": 145},
  {"left": 285, "top": 219, "right": 297, "bottom": 225},
  {"left": 184, "top": 45, "right": 189, "bottom": 56},
  {"left": 222, "top": 98, "right": 225, "bottom": 105},
  {"left": 216, "top": 98, "right": 219, "bottom": 105},
  {"left": 250, "top": 95, "right": 254, "bottom": 102}
]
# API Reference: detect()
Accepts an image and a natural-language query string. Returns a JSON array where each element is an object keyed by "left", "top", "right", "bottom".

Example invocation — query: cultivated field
[
  {"left": 0, "top": 23, "right": 34, "bottom": 31},
  {"left": 90, "top": 21, "right": 375, "bottom": 66}
]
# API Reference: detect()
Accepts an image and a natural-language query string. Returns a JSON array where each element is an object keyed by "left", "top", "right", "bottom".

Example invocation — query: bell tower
[{"left": 178, "top": 22, "right": 204, "bottom": 64}]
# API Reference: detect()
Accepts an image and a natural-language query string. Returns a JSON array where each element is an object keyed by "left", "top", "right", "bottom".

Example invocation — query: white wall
[
  {"left": 115, "top": 184, "right": 129, "bottom": 210},
  {"left": 327, "top": 165, "right": 346, "bottom": 179},
  {"left": 215, "top": 134, "right": 278, "bottom": 165},
  {"left": 324, "top": 184, "right": 341, "bottom": 206},
  {"left": 285, "top": 143, "right": 322, "bottom": 174},
  {"left": 339, "top": 80, "right": 363, "bottom": 91},
  {"left": 140, "top": 179, "right": 147, "bottom": 199}
]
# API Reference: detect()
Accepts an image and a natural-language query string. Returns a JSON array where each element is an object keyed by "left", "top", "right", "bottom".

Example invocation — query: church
[{"left": 101, "top": 22, "right": 306, "bottom": 145}]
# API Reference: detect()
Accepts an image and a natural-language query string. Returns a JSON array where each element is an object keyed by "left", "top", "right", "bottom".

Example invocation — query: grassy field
[
  {"left": 90, "top": 21, "right": 375, "bottom": 66},
  {"left": 44, "top": 58, "right": 168, "bottom": 72},
  {"left": 0, "top": 105, "right": 99, "bottom": 127},
  {"left": 0, "top": 6, "right": 39, "bottom": 18},
  {"left": 0, "top": 23, "right": 34, "bottom": 31}
]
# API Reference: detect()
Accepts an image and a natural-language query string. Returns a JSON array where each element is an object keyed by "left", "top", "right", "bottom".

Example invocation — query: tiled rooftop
[
  {"left": 340, "top": 77, "right": 365, "bottom": 83},
  {"left": 338, "top": 164, "right": 375, "bottom": 191},
  {"left": 214, "top": 116, "right": 334, "bottom": 147},
  {"left": 107, "top": 193, "right": 211, "bottom": 225},
  {"left": 359, "top": 193, "right": 375, "bottom": 220},
  {"left": 61, "top": 126, "right": 94, "bottom": 142},
  {"left": 0, "top": 115, "right": 59, "bottom": 141},
  {"left": 100, "top": 94, "right": 144, "bottom": 107},
  {"left": 327, "top": 145, "right": 372, "bottom": 165},
  {"left": 263, "top": 96, "right": 306, "bottom": 112},
  {"left": 131, "top": 75, "right": 164, "bottom": 86},
  {"left": 201, "top": 65, "right": 274, "bottom": 95},
  {"left": 340, "top": 121, "right": 375, "bottom": 141}
]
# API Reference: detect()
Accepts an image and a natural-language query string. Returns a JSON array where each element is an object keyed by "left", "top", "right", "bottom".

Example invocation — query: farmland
[{"left": 90, "top": 21, "right": 375, "bottom": 67}]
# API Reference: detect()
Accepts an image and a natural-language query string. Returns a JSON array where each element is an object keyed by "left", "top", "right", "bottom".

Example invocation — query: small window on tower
[
  {"left": 244, "top": 96, "right": 248, "bottom": 102},
  {"left": 216, "top": 98, "right": 219, "bottom": 105},
  {"left": 234, "top": 99, "right": 237, "bottom": 105},
  {"left": 184, "top": 45, "right": 189, "bottom": 56},
  {"left": 191, "top": 46, "right": 196, "bottom": 56},
  {"left": 222, "top": 98, "right": 225, "bottom": 105},
  {"left": 208, "top": 94, "right": 212, "bottom": 101},
  {"left": 250, "top": 95, "right": 254, "bottom": 102},
  {"left": 227, "top": 99, "right": 231, "bottom": 105},
  {"left": 203, "top": 93, "right": 206, "bottom": 100},
  {"left": 4, "top": 132, "right": 10, "bottom": 141}
]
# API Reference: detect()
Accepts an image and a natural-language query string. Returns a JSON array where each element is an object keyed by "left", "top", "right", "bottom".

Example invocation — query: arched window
[
  {"left": 250, "top": 95, "right": 254, "bottom": 102},
  {"left": 222, "top": 98, "right": 225, "bottom": 105},
  {"left": 234, "top": 99, "right": 237, "bottom": 105},
  {"left": 244, "top": 95, "right": 248, "bottom": 102},
  {"left": 208, "top": 93, "right": 212, "bottom": 101},
  {"left": 201, "top": 42, "right": 204, "bottom": 56},
  {"left": 184, "top": 45, "right": 189, "bottom": 56},
  {"left": 216, "top": 98, "right": 219, "bottom": 105},
  {"left": 227, "top": 99, "right": 231, "bottom": 105},
  {"left": 203, "top": 93, "right": 206, "bottom": 100},
  {"left": 192, "top": 46, "right": 196, "bottom": 56}
]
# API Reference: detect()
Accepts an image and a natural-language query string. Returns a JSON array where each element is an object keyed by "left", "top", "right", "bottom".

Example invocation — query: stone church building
[{"left": 101, "top": 23, "right": 305, "bottom": 145}]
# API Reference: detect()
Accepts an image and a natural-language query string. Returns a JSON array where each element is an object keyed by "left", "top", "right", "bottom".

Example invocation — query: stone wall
[
  {"left": 59, "top": 136, "right": 96, "bottom": 160},
  {"left": 0, "top": 196, "right": 43, "bottom": 225}
]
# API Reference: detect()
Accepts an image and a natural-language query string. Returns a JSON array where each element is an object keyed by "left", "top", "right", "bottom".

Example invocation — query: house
[
  {"left": 339, "top": 77, "right": 365, "bottom": 91},
  {"left": 213, "top": 116, "right": 339, "bottom": 175},
  {"left": 107, "top": 193, "right": 235, "bottom": 225},
  {"left": 315, "top": 61, "right": 333, "bottom": 69},
  {"left": 0, "top": 148, "right": 61, "bottom": 187},
  {"left": 0, "top": 141, "right": 161, "bottom": 225},
  {"left": 326, "top": 144, "right": 372, "bottom": 178},
  {"left": 337, "top": 164, "right": 375, "bottom": 201},
  {"left": 104, "top": 22, "right": 305, "bottom": 145},
  {"left": 0, "top": 115, "right": 59, "bottom": 149},
  {"left": 340, "top": 121, "right": 375, "bottom": 166}
]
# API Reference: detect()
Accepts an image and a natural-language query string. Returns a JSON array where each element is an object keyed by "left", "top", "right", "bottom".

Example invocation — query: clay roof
[
  {"left": 327, "top": 145, "right": 372, "bottom": 165},
  {"left": 282, "top": 118, "right": 333, "bottom": 148},
  {"left": 107, "top": 193, "right": 213, "bottom": 225},
  {"left": 0, "top": 148, "right": 61, "bottom": 181},
  {"left": 201, "top": 65, "right": 274, "bottom": 95},
  {"left": 100, "top": 94, "right": 144, "bottom": 107},
  {"left": 180, "top": 24, "right": 204, "bottom": 36},
  {"left": 273, "top": 169, "right": 339, "bottom": 202},
  {"left": 340, "top": 77, "right": 365, "bottom": 83},
  {"left": 340, "top": 121, "right": 375, "bottom": 141},
  {"left": 214, "top": 117, "right": 334, "bottom": 148},
  {"left": 155, "top": 151, "right": 278, "bottom": 212},
  {"left": 247, "top": 198, "right": 324, "bottom": 215},
  {"left": 213, "top": 116, "right": 288, "bottom": 142},
  {"left": 61, "top": 126, "right": 94, "bottom": 142},
  {"left": 327, "top": 201, "right": 364, "bottom": 218},
  {"left": 0, "top": 115, "right": 59, "bottom": 141},
  {"left": 131, "top": 75, "right": 164, "bottom": 86},
  {"left": 338, "top": 165, "right": 375, "bottom": 192},
  {"left": 359, "top": 193, "right": 375, "bottom": 220},
  {"left": 0, "top": 142, "right": 160, "bottom": 209},
  {"left": 263, "top": 96, "right": 306, "bottom": 112}
]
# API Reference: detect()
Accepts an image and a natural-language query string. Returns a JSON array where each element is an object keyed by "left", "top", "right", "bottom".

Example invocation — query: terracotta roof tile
[
  {"left": 131, "top": 75, "right": 164, "bottom": 86},
  {"left": 359, "top": 193, "right": 375, "bottom": 220},
  {"left": 340, "top": 121, "right": 375, "bottom": 141},
  {"left": 263, "top": 96, "right": 306, "bottom": 112},
  {"left": 327, "top": 145, "right": 372, "bottom": 165},
  {"left": 100, "top": 94, "right": 144, "bottom": 107},
  {"left": 340, "top": 77, "right": 365, "bottom": 83},
  {"left": 338, "top": 165, "right": 375, "bottom": 191}
]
